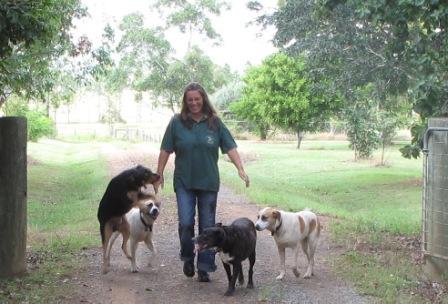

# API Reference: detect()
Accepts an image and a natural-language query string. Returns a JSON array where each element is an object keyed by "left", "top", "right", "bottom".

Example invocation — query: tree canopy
[
  {"left": 0, "top": 0, "right": 86, "bottom": 108},
  {"left": 254, "top": 0, "right": 448, "bottom": 157},
  {"left": 93, "top": 13, "right": 237, "bottom": 113},
  {"left": 153, "top": 0, "right": 230, "bottom": 50},
  {"left": 232, "top": 53, "right": 340, "bottom": 146}
]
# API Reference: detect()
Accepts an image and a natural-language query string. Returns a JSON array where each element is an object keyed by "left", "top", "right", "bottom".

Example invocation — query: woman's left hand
[{"left": 238, "top": 169, "right": 250, "bottom": 188}]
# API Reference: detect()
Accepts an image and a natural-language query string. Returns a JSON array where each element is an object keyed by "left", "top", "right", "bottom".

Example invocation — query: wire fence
[
  {"left": 55, "top": 123, "right": 165, "bottom": 143},
  {"left": 112, "top": 126, "right": 163, "bottom": 143}
]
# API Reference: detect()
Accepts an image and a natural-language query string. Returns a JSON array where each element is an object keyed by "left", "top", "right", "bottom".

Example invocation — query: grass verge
[
  {"left": 219, "top": 140, "right": 447, "bottom": 303},
  {"left": 0, "top": 139, "right": 108, "bottom": 303}
]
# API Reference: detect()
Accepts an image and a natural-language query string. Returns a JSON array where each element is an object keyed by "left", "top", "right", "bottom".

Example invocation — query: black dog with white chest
[
  {"left": 195, "top": 217, "right": 256, "bottom": 296},
  {"left": 97, "top": 165, "right": 159, "bottom": 274}
]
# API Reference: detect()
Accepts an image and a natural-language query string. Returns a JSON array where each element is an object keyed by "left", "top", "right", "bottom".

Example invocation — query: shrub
[
  {"left": 25, "top": 111, "right": 55, "bottom": 141},
  {"left": 4, "top": 98, "right": 55, "bottom": 141}
]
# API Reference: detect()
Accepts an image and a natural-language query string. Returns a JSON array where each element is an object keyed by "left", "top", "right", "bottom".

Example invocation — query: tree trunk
[
  {"left": 169, "top": 97, "right": 176, "bottom": 113},
  {"left": 259, "top": 127, "right": 267, "bottom": 141},
  {"left": 45, "top": 95, "right": 50, "bottom": 117},
  {"left": 0, "top": 117, "right": 27, "bottom": 277},
  {"left": 296, "top": 128, "right": 303, "bottom": 149},
  {"left": 0, "top": 95, "right": 6, "bottom": 109},
  {"left": 187, "top": 24, "right": 193, "bottom": 53}
]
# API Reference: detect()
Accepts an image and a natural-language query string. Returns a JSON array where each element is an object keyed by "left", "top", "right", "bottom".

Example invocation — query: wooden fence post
[{"left": 0, "top": 117, "right": 27, "bottom": 277}]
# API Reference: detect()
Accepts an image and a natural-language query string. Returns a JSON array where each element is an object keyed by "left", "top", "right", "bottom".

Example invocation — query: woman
[{"left": 155, "top": 82, "right": 249, "bottom": 282}]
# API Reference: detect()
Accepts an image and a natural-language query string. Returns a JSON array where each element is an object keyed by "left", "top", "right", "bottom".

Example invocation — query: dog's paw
[
  {"left": 224, "top": 289, "right": 235, "bottom": 297},
  {"left": 147, "top": 256, "right": 156, "bottom": 267},
  {"left": 238, "top": 278, "right": 244, "bottom": 286},
  {"left": 292, "top": 268, "right": 300, "bottom": 277},
  {"left": 101, "top": 265, "right": 109, "bottom": 274},
  {"left": 246, "top": 282, "right": 254, "bottom": 289},
  {"left": 131, "top": 267, "right": 139, "bottom": 273},
  {"left": 275, "top": 273, "right": 285, "bottom": 280},
  {"left": 303, "top": 267, "right": 313, "bottom": 279}
]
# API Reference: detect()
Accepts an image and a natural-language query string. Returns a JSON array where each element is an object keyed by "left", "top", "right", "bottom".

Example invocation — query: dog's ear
[
  {"left": 127, "top": 175, "right": 135, "bottom": 186},
  {"left": 139, "top": 203, "right": 149, "bottom": 213},
  {"left": 135, "top": 165, "right": 149, "bottom": 178},
  {"left": 215, "top": 222, "right": 223, "bottom": 227},
  {"left": 214, "top": 227, "right": 226, "bottom": 243},
  {"left": 273, "top": 210, "right": 281, "bottom": 220}
]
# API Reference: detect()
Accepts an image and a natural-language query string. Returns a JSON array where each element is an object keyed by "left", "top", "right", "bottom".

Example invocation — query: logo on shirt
[{"left": 206, "top": 135, "right": 215, "bottom": 145}]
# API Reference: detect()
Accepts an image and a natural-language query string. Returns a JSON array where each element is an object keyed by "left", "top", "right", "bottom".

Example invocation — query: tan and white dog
[
  {"left": 105, "top": 199, "right": 160, "bottom": 273},
  {"left": 255, "top": 207, "right": 320, "bottom": 280}
]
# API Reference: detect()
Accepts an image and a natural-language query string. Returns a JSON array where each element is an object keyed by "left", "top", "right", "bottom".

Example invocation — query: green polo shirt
[{"left": 161, "top": 114, "right": 237, "bottom": 192}]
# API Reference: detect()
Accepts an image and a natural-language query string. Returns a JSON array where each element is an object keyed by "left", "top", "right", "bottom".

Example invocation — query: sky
[{"left": 73, "top": 0, "right": 278, "bottom": 73}]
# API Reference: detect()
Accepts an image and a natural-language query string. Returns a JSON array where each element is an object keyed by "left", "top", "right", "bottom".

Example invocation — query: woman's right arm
[{"left": 155, "top": 149, "right": 171, "bottom": 192}]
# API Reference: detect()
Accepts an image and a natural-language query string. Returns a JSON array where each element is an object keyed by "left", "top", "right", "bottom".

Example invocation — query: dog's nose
[{"left": 255, "top": 224, "right": 261, "bottom": 231}]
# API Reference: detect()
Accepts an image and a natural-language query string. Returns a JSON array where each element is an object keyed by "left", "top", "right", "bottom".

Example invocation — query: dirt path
[{"left": 68, "top": 146, "right": 367, "bottom": 304}]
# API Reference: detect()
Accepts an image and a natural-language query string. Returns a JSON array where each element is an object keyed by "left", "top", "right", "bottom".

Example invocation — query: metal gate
[{"left": 422, "top": 118, "right": 448, "bottom": 280}]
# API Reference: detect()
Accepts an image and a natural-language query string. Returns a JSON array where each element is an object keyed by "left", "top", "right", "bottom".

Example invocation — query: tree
[
  {"left": 4, "top": 96, "right": 55, "bottom": 141},
  {"left": 40, "top": 37, "right": 93, "bottom": 117},
  {"left": 255, "top": 0, "right": 407, "bottom": 103},
  {"left": 214, "top": 80, "right": 243, "bottom": 111},
  {"left": 232, "top": 53, "right": 339, "bottom": 146},
  {"left": 261, "top": 0, "right": 448, "bottom": 158},
  {"left": 116, "top": 13, "right": 172, "bottom": 94},
  {"left": 0, "top": 0, "right": 86, "bottom": 108},
  {"left": 143, "top": 46, "right": 230, "bottom": 112},
  {"left": 377, "top": 110, "right": 401, "bottom": 165},
  {"left": 96, "top": 14, "right": 236, "bottom": 113},
  {"left": 230, "top": 91, "right": 270, "bottom": 140},
  {"left": 344, "top": 92, "right": 380, "bottom": 160},
  {"left": 212, "top": 64, "right": 239, "bottom": 92},
  {"left": 90, "top": 25, "right": 127, "bottom": 126},
  {"left": 331, "top": 0, "right": 448, "bottom": 159},
  {"left": 153, "top": 0, "right": 230, "bottom": 50}
]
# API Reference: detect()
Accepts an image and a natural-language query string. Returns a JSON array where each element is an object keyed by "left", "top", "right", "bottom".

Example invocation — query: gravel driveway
[{"left": 67, "top": 145, "right": 367, "bottom": 304}]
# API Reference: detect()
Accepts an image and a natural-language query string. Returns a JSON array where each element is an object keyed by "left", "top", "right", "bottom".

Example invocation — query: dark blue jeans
[{"left": 175, "top": 186, "right": 218, "bottom": 272}]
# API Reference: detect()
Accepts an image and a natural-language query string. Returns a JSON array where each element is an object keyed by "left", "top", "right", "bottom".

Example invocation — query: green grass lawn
[
  {"left": 27, "top": 140, "right": 108, "bottom": 247},
  {"left": 219, "top": 140, "right": 446, "bottom": 303},
  {"left": 0, "top": 139, "right": 108, "bottom": 303},
  {"left": 220, "top": 140, "right": 422, "bottom": 235}
]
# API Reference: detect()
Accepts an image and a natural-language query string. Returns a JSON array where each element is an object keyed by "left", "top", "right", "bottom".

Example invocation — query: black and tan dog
[
  {"left": 194, "top": 218, "right": 256, "bottom": 296},
  {"left": 97, "top": 165, "right": 159, "bottom": 274}
]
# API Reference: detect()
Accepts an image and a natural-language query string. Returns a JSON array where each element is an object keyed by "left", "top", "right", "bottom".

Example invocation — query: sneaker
[
  {"left": 183, "top": 261, "right": 195, "bottom": 277},
  {"left": 197, "top": 270, "right": 210, "bottom": 282}
]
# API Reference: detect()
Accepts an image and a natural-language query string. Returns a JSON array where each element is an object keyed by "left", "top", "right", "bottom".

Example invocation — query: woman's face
[{"left": 185, "top": 90, "right": 204, "bottom": 116}]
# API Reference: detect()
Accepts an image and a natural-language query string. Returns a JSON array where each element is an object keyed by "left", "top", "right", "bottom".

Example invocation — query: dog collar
[
  {"left": 140, "top": 213, "right": 153, "bottom": 232},
  {"left": 272, "top": 220, "right": 282, "bottom": 236}
]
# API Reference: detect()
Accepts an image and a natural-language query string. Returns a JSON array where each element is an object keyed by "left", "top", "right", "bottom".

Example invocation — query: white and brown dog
[
  {"left": 255, "top": 207, "right": 320, "bottom": 280},
  {"left": 104, "top": 198, "right": 160, "bottom": 273}
]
